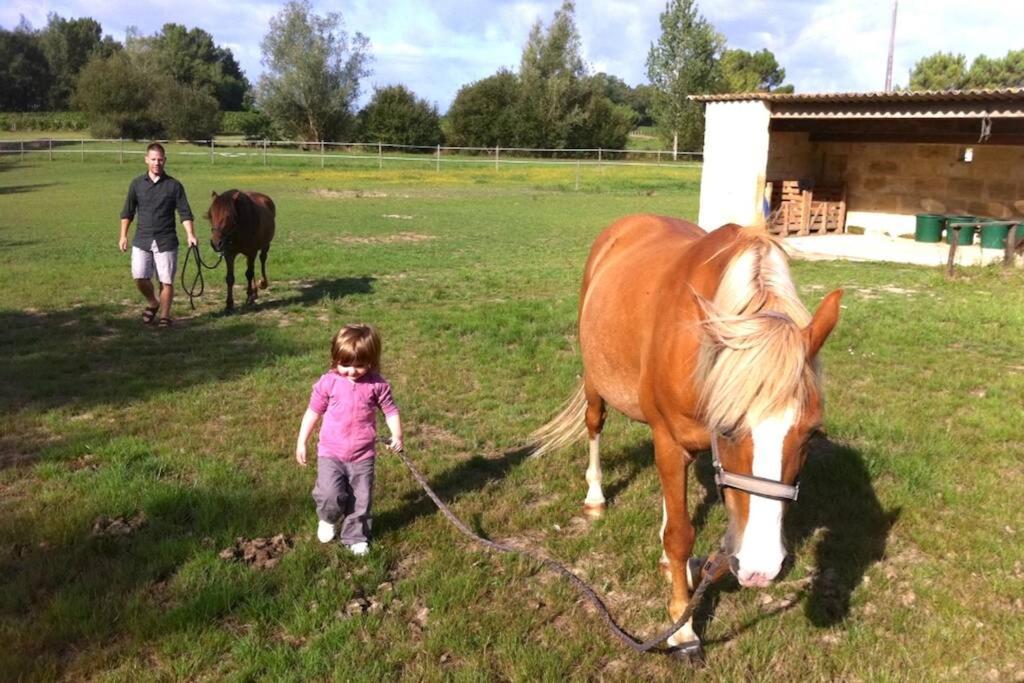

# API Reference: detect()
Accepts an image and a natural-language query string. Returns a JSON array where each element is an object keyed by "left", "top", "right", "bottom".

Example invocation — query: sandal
[
  {"left": 142, "top": 306, "right": 159, "bottom": 324},
  {"left": 157, "top": 317, "right": 173, "bottom": 328}
]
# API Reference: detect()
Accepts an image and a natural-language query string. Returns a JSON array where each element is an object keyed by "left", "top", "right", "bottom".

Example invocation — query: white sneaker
[
  {"left": 348, "top": 541, "right": 369, "bottom": 556},
  {"left": 317, "top": 520, "right": 336, "bottom": 543}
]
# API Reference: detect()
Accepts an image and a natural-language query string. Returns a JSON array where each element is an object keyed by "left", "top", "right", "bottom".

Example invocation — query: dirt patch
[
  {"left": 334, "top": 232, "right": 435, "bottom": 245},
  {"left": 413, "top": 424, "right": 465, "bottom": 449},
  {"left": 218, "top": 534, "right": 294, "bottom": 569},
  {"left": 92, "top": 511, "right": 147, "bottom": 537},
  {"left": 312, "top": 188, "right": 387, "bottom": 199}
]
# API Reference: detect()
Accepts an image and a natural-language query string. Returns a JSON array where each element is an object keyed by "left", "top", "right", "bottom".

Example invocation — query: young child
[{"left": 295, "top": 323, "right": 403, "bottom": 555}]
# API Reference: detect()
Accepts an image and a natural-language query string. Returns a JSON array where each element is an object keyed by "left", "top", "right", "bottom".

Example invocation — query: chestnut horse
[
  {"left": 205, "top": 190, "right": 276, "bottom": 311},
  {"left": 533, "top": 214, "right": 842, "bottom": 656}
]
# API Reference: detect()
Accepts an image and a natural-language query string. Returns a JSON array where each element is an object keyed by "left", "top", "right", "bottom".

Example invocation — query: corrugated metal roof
[{"left": 690, "top": 87, "right": 1024, "bottom": 104}]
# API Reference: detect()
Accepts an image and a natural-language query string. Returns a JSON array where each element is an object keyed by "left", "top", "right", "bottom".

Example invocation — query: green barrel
[
  {"left": 914, "top": 214, "right": 944, "bottom": 242},
  {"left": 979, "top": 220, "right": 1009, "bottom": 249},
  {"left": 945, "top": 215, "right": 976, "bottom": 245}
]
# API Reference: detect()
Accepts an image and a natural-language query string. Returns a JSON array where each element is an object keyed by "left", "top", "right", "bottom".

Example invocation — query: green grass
[{"left": 1, "top": 151, "right": 1023, "bottom": 681}]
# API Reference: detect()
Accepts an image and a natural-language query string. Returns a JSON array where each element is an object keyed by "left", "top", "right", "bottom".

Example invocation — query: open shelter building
[{"left": 693, "top": 88, "right": 1024, "bottom": 240}]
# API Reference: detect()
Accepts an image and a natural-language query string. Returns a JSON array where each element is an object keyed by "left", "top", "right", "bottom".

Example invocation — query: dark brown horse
[
  {"left": 205, "top": 190, "right": 276, "bottom": 311},
  {"left": 533, "top": 214, "right": 842, "bottom": 657}
]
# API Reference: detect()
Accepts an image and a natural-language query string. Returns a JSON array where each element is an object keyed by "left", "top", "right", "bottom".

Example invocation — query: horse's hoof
[
  {"left": 582, "top": 502, "right": 606, "bottom": 519},
  {"left": 668, "top": 640, "right": 705, "bottom": 665}
]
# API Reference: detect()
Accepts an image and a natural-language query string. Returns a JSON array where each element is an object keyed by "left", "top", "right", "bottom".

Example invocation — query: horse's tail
[{"left": 530, "top": 382, "right": 588, "bottom": 457}]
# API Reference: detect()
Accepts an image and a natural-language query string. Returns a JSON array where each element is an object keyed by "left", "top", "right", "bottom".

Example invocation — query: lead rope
[
  {"left": 180, "top": 243, "right": 223, "bottom": 310},
  {"left": 389, "top": 444, "right": 727, "bottom": 655}
]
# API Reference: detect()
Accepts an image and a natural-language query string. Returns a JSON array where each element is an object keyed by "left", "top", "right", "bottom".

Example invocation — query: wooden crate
[{"left": 766, "top": 180, "right": 846, "bottom": 236}]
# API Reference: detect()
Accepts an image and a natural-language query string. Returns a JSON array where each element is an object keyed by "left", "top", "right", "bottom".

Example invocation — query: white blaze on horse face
[{"left": 734, "top": 406, "right": 795, "bottom": 588}]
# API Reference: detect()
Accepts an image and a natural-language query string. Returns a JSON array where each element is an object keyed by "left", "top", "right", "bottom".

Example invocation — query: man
[{"left": 118, "top": 142, "right": 198, "bottom": 327}]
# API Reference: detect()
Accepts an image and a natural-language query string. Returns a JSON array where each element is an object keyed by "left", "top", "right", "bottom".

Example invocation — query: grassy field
[{"left": 1, "top": 150, "right": 1022, "bottom": 681}]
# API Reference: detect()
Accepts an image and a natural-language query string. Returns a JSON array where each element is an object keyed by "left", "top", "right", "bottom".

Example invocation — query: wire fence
[{"left": 0, "top": 137, "right": 703, "bottom": 172}]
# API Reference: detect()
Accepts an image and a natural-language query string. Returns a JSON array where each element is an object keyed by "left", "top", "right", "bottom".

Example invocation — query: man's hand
[
  {"left": 187, "top": 234, "right": 198, "bottom": 247},
  {"left": 119, "top": 235, "right": 128, "bottom": 252}
]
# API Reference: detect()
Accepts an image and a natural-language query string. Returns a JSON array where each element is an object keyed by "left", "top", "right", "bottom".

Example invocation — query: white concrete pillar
[{"left": 697, "top": 100, "right": 772, "bottom": 230}]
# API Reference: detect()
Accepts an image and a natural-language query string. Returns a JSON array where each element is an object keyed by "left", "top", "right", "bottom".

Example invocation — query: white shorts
[{"left": 131, "top": 241, "right": 178, "bottom": 285}]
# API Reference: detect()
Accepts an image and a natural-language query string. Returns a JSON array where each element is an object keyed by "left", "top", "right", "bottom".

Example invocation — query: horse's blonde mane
[{"left": 695, "top": 231, "right": 818, "bottom": 436}]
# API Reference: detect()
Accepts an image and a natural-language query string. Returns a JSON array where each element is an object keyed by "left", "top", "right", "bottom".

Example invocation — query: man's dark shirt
[{"left": 120, "top": 173, "right": 193, "bottom": 251}]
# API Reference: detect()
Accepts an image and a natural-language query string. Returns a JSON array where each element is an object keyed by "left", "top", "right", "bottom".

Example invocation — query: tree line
[
  {"left": 907, "top": 50, "right": 1024, "bottom": 91},
  {"left": 1, "top": 0, "right": 795, "bottom": 151}
]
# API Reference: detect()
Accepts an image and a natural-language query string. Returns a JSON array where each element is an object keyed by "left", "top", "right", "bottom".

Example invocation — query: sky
[{"left": 2, "top": 0, "right": 1021, "bottom": 111}]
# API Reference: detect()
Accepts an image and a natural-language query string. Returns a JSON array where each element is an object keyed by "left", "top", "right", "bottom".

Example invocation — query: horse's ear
[
  {"left": 804, "top": 289, "right": 842, "bottom": 359},
  {"left": 211, "top": 190, "right": 218, "bottom": 198}
]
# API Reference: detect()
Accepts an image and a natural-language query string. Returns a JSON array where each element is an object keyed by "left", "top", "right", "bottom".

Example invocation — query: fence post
[
  {"left": 263, "top": 139, "right": 267, "bottom": 166},
  {"left": 119, "top": 138, "right": 123, "bottom": 164},
  {"left": 20, "top": 140, "right": 24, "bottom": 161},
  {"left": 598, "top": 148, "right": 602, "bottom": 166},
  {"left": 575, "top": 159, "right": 580, "bottom": 191},
  {"left": 378, "top": 141, "right": 382, "bottom": 169},
  {"left": 321, "top": 140, "right": 325, "bottom": 168},
  {"left": 48, "top": 138, "right": 52, "bottom": 162},
  {"left": 81, "top": 138, "right": 85, "bottom": 162},
  {"left": 495, "top": 145, "right": 500, "bottom": 171},
  {"left": 436, "top": 144, "right": 440, "bottom": 172},
  {"left": 210, "top": 139, "right": 214, "bottom": 164}
]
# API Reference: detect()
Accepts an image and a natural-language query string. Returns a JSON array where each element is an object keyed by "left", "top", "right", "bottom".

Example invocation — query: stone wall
[{"left": 765, "top": 133, "right": 1024, "bottom": 236}]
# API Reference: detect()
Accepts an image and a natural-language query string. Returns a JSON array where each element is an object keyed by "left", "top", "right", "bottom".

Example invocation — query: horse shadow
[
  {"left": 577, "top": 434, "right": 895, "bottom": 637},
  {"left": 227, "top": 276, "right": 376, "bottom": 314},
  {"left": 695, "top": 435, "right": 898, "bottom": 643}
]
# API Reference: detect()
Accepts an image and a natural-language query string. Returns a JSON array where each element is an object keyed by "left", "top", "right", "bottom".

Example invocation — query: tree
[
  {"left": 0, "top": 27, "right": 53, "bottom": 112},
  {"left": 72, "top": 51, "right": 160, "bottom": 138},
  {"left": 257, "top": 0, "right": 371, "bottom": 141},
  {"left": 646, "top": 0, "right": 724, "bottom": 157},
  {"left": 358, "top": 85, "right": 441, "bottom": 147},
  {"left": 908, "top": 52, "right": 967, "bottom": 91},
  {"left": 445, "top": 69, "right": 520, "bottom": 147},
  {"left": 964, "top": 49, "right": 1024, "bottom": 89},
  {"left": 515, "top": 0, "right": 588, "bottom": 149},
  {"left": 38, "top": 14, "right": 114, "bottom": 109},
  {"left": 719, "top": 48, "right": 787, "bottom": 93},
  {"left": 568, "top": 78, "right": 636, "bottom": 150},
  {"left": 154, "top": 79, "right": 222, "bottom": 139},
  {"left": 127, "top": 23, "right": 249, "bottom": 110}
]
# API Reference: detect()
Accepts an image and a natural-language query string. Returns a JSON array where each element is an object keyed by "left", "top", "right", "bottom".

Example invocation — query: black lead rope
[
  {"left": 388, "top": 443, "right": 726, "bottom": 656},
  {"left": 180, "top": 243, "right": 223, "bottom": 310}
]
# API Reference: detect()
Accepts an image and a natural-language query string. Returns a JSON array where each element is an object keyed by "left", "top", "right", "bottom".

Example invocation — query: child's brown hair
[{"left": 331, "top": 324, "right": 382, "bottom": 370}]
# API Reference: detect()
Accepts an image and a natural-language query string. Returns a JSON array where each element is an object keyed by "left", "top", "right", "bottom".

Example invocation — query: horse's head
[
  {"left": 205, "top": 190, "right": 239, "bottom": 253},
  {"left": 698, "top": 288, "right": 842, "bottom": 588}
]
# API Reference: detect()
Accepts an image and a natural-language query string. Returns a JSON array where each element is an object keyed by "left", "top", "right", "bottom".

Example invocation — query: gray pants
[{"left": 313, "top": 457, "right": 376, "bottom": 545}]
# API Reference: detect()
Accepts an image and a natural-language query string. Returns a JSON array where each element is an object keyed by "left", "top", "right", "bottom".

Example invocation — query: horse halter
[{"left": 710, "top": 434, "right": 800, "bottom": 502}]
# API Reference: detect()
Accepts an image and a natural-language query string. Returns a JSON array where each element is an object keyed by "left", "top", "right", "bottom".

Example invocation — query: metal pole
[
  {"left": 210, "top": 138, "right": 214, "bottom": 164},
  {"left": 263, "top": 139, "right": 267, "bottom": 166},
  {"left": 495, "top": 145, "right": 500, "bottom": 171},
  {"left": 119, "top": 138, "right": 123, "bottom": 164},
  {"left": 48, "top": 138, "right": 52, "bottom": 162},
  {"left": 598, "top": 148, "right": 602, "bottom": 165},
  {"left": 81, "top": 138, "right": 85, "bottom": 162},
  {"left": 885, "top": 0, "right": 899, "bottom": 91},
  {"left": 378, "top": 141, "right": 382, "bottom": 169},
  {"left": 436, "top": 144, "right": 440, "bottom": 172}
]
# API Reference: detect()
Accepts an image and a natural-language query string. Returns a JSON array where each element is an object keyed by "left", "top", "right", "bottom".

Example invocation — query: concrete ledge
[{"left": 782, "top": 233, "right": 1021, "bottom": 268}]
